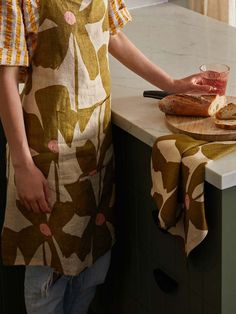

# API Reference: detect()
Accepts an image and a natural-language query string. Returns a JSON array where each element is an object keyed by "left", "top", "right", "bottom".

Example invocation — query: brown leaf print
[
  {"left": 34, "top": 0, "right": 105, "bottom": 79},
  {"left": 2, "top": 197, "right": 82, "bottom": 273},
  {"left": 65, "top": 158, "right": 115, "bottom": 262}
]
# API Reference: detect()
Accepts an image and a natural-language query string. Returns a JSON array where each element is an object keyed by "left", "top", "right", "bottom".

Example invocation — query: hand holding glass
[{"left": 200, "top": 64, "right": 230, "bottom": 96}]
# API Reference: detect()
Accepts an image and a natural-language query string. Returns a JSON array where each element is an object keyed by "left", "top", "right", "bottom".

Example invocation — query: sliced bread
[
  {"left": 215, "top": 103, "right": 236, "bottom": 120},
  {"left": 215, "top": 119, "right": 236, "bottom": 130},
  {"left": 158, "top": 94, "right": 226, "bottom": 117}
]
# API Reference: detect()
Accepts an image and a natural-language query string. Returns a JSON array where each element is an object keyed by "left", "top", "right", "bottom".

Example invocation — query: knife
[{"left": 143, "top": 90, "right": 170, "bottom": 100}]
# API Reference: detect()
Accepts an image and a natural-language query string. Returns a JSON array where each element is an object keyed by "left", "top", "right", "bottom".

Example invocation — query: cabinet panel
[{"left": 110, "top": 126, "right": 225, "bottom": 314}]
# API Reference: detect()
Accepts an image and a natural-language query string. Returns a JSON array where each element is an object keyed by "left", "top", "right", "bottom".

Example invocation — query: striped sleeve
[
  {"left": 0, "top": 0, "right": 29, "bottom": 66},
  {"left": 108, "top": 0, "right": 132, "bottom": 35}
]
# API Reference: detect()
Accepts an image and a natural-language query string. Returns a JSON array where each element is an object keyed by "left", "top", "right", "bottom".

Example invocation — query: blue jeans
[{"left": 24, "top": 251, "right": 111, "bottom": 314}]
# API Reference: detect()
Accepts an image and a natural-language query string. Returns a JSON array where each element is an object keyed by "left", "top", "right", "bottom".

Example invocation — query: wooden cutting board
[{"left": 165, "top": 96, "right": 236, "bottom": 141}]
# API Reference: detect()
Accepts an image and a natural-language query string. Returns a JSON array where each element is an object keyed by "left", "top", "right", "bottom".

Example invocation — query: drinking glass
[{"left": 199, "top": 63, "right": 230, "bottom": 96}]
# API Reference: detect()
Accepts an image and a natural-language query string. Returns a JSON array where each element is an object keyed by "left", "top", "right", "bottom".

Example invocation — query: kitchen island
[{"left": 93, "top": 3, "right": 236, "bottom": 314}]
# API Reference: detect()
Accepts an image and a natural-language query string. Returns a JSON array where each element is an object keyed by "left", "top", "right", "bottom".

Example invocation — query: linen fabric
[
  {"left": 0, "top": 0, "right": 131, "bottom": 276},
  {"left": 151, "top": 134, "right": 236, "bottom": 255}
]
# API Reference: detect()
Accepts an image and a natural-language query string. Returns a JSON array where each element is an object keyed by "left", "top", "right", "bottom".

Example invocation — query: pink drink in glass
[{"left": 200, "top": 64, "right": 230, "bottom": 96}]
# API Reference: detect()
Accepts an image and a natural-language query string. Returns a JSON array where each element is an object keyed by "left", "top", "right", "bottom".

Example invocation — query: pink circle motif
[
  {"left": 89, "top": 169, "right": 97, "bottom": 177},
  {"left": 64, "top": 11, "right": 76, "bottom": 25},
  {"left": 184, "top": 194, "right": 190, "bottom": 210},
  {"left": 95, "top": 213, "right": 106, "bottom": 226},
  {"left": 39, "top": 223, "right": 52, "bottom": 237},
  {"left": 48, "top": 140, "right": 59, "bottom": 153}
]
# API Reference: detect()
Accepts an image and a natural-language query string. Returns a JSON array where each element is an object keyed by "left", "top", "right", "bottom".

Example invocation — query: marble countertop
[{"left": 110, "top": 2, "right": 236, "bottom": 190}]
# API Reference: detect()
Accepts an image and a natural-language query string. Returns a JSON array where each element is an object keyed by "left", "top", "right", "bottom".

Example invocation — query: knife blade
[{"left": 143, "top": 90, "right": 170, "bottom": 100}]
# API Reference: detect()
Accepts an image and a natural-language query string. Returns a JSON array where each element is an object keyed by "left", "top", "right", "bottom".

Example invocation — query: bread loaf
[
  {"left": 215, "top": 119, "right": 236, "bottom": 130},
  {"left": 158, "top": 94, "right": 227, "bottom": 117},
  {"left": 215, "top": 103, "right": 236, "bottom": 120}
]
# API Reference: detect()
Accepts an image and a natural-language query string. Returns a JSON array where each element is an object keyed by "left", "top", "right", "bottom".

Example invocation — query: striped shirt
[
  {"left": 0, "top": 0, "right": 132, "bottom": 67},
  {"left": 108, "top": 0, "right": 132, "bottom": 36}
]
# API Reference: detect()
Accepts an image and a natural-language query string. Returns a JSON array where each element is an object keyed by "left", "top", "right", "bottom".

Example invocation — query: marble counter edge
[{"left": 111, "top": 106, "right": 236, "bottom": 191}]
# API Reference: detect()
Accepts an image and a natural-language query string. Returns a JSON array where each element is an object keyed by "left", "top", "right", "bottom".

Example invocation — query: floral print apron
[{"left": 2, "top": 0, "right": 115, "bottom": 276}]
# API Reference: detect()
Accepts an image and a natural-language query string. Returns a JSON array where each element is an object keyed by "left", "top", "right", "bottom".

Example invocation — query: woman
[{"left": 0, "top": 1, "right": 213, "bottom": 313}]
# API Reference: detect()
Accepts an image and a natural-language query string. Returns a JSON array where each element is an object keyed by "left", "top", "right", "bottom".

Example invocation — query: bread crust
[
  {"left": 215, "top": 103, "right": 236, "bottom": 120},
  {"left": 215, "top": 119, "right": 236, "bottom": 130},
  {"left": 159, "top": 94, "right": 226, "bottom": 117}
]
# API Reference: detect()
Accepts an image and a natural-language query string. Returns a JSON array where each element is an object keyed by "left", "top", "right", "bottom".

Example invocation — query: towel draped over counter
[{"left": 151, "top": 134, "right": 236, "bottom": 255}]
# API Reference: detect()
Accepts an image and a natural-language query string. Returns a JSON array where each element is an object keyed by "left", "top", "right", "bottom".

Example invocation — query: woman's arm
[
  {"left": 0, "top": 66, "right": 51, "bottom": 213},
  {"left": 0, "top": 67, "right": 32, "bottom": 168},
  {"left": 109, "top": 31, "right": 213, "bottom": 94}
]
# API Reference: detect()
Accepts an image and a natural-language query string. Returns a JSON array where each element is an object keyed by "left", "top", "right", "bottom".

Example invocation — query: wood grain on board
[{"left": 164, "top": 96, "right": 236, "bottom": 141}]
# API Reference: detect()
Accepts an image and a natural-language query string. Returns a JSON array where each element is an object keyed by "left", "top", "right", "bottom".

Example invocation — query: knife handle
[{"left": 143, "top": 90, "right": 169, "bottom": 99}]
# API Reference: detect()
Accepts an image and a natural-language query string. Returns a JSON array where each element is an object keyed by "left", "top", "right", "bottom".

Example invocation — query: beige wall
[
  {"left": 171, "top": 0, "right": 235, "bottom": 26},
  {"left": 188, "top": 0, "right": 229, "bottom": 23}
]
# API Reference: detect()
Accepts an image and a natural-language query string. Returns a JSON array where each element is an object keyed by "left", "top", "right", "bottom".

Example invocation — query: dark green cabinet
[{"left": 92, "top": 125, "right": 235, "bottom": 314}]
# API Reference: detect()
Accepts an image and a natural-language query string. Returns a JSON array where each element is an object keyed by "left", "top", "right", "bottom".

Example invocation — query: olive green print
[
  {"left": 35, "top": 85, "right": 77, "bottom": 146},
  {"left": 2, "top": 0, "right": 116, "bottom": 276},
  {"left": 34, "top": 0, "right": 105, "bottom": 79},
  {"left": 2, "top": 198, "right": 79, "bottom": 273},
  {"left": 76, "top": 139, "right": 101, "bottom": 175},
  {"left": 23, "top": 109, "right": 58, "bottom": 178},
  {"left": 201, "top": 143, "right": 236, "bottom": 160},
  {"left": 159, "top": 193, "right": 180, "bottom": 228},
  {"left": 102, "top": 99, "right": 111, "bottom": 130},
  {"left": 65, "top": 158, "right": 115, "bottom": 261},
  {"left": 36, "top": 85, "right": 105, "bottom": 145},
  {"left": 98, "top": 123, "right": 113, "bottom": 169},
  {"left": 102, "top": 9, "right": 109, "bottom": 32},
  {"left": 98, "top": 44, "right": 111, "bottom": 96},
  {"left": 151, "top": 134, "right": 236, "bottom": 255}
]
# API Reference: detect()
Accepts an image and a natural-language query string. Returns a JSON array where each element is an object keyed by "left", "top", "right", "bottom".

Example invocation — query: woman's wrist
[
  {"left": 152, "top": 73, "right": 175, "bottom": 93},
  {"left": 13, "top": 159, "right": 34, "bottom": 171},
  {"left": 11, "top": 150, "right": 34, "bottom": 171},
  {"left": 163, "top": 78, "right": 185, "bottom": 94}
]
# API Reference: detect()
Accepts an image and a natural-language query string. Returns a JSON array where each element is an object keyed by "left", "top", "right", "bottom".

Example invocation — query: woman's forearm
[
  {"left": 108, "top": 32, "right": 213, "bottom": 94},
  {"left": 0, "top": 67, "right": 33, "bottom": 169},
  {"left": 108, "top": 31, "right": 175, "bottom": 91}
]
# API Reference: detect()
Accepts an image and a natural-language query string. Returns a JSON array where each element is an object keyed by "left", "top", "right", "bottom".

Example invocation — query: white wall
[{"left": 126, "top": 0, "right": 168, "bottom": 9}]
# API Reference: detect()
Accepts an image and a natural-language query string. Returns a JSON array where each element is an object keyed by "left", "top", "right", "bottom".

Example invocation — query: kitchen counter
[{"left": 110, "top": 2, "right": 236, "bottom": 190}]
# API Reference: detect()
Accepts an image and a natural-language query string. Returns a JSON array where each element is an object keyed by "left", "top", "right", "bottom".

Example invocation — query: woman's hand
[
  {"left": 166, "top": 73, "right": 216, "bottom": 95},
  {"left": 14, "top": 164, "right": 52, "bottom": 214}
]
